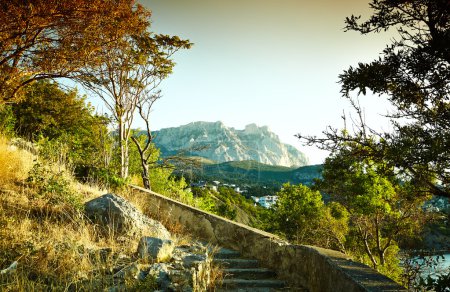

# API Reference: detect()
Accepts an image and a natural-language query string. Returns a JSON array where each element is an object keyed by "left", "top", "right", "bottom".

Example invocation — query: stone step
[
  {"left": 223, "top": 268, "right": 277, "bottom": 280},
  {"left": 214, "top": 258, "right": 259, "bottom": 269},
  {"left": 221, "top": 279, "right": 286, "bottom": 289},
  {"left": 214, "top": 248, "right": 241, "bottom": 259}
]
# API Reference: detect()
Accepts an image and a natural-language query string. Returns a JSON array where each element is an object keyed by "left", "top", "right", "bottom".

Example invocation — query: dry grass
[
  {"left": 0, "top": 188, "right": 135, "bottom": 290},
  {"left": 0, "top": 136, "right": 218, "bottom": 291},
  {"left": 0, "top": 137, "right": 141, "bottom": 291},
  {"left": 0, "top": 137, "right": 34, "bottom": 187}
]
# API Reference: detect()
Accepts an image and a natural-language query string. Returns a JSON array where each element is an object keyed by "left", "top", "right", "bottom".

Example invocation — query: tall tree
[
  {"left": 81, "top": 26, "right": 191, "bottom": 179},
  {"left": 0, "top": 0, "right": 149, "bottom": 103},
  {"left": 298, "top": 0, "right": 450, "bottom": 198}
]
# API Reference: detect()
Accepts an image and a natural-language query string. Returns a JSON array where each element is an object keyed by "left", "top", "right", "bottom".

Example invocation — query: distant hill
[
  {"left": 181, "top": 160, "right": 323, "bottom": 191},
  {"left": 152, "top": 121, "right": 308, "bottom": 167}
]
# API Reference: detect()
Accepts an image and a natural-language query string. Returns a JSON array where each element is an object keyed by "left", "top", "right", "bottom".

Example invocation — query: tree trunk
[
  {"left": 142, "top": 162, "right": 150, "bottom": 190},
  {"left": 131, "top": 135, "right": 151, "bottom": 190},
  {"left": 118, "top": 117, "right": 129, "bottom": 179},
  {"left": 358, "top": 225, "right": 378, "bottom": 269},
  {"left": 375, "top": 215, "right": 385, "bottom": 266}
]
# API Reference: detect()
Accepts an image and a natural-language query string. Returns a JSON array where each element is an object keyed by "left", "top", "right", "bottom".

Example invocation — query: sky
[{"left": 91, "top": 0, "right": 396, "bottom": 164}]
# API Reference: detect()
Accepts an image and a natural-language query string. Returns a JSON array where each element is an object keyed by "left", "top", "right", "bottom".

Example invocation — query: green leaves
[
  {"left": 271, "top": 183, "right": 325, "bottom": 243},
  {"left": 337, "top": 0, "right": 450, "bottom": 197}
]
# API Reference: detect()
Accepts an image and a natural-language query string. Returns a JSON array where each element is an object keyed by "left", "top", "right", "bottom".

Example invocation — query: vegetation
[
  {"left": 298, "top": 0, "right": 450, "bottom": 199},
  {"left": 0, "top": 136, "right": 223, "bottom": 290},
  {"left": 7, "top": 80, "right": 111, "bottom": 179},
  {"left": 0, "top": 0, "right": 150, "bottom": 103},
  {"left": 0, "top": 0, "right": 448, "bottom": 290},
  {"left": 296, "top": 0, "right": 450, "bottom": 288},
  {"left": 316, "top": 150, "right": 429, "bottom": 282},
  {"left": 184, "top": 160, "right": 322, "bottom": 195},
  {"left": 81, "top": 27, "right": 191, "bottom": 179}
]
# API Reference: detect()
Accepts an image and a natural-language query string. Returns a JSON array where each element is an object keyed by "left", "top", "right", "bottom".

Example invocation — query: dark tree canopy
[{"left": 299, "top": 0, "right": 450, "bottom": 197}]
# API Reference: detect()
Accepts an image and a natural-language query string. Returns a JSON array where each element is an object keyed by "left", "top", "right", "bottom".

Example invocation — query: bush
[{"left": 27, "top": 162, "right": 83, "bottom": 210}]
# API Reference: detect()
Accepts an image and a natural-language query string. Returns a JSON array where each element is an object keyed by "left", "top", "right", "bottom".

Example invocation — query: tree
[
  {"left": 0, "top": 0, "right": 149, "bottom": 103},
  {"left": 130, "top": 92, "right": 161, "bottom": 189},
  {"left": 11, "top": 80, "right": 111, "bottom": 176},
  {"left": 81, "top": 23, "right": 191, "bottom": 179},
  {"left": 130, "top": 92, "right": 201, "bottom": 190},
  {"left": 298, "top": 0, "right": 450, "bottom": 198},
  {"left": 271, "top": 183, "right": 325, "bottom": 243},
  {"left": 315, "top": 148, "right": 427, "bottom": 281}
]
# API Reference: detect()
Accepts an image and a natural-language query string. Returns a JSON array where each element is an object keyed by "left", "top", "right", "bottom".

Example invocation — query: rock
[
  {"left": 113, "top": 262, "right": 141, "bottom": 280},
  {"left": 148, "top": 263, "right": 171, "bottom": 290},
  {"left": 181, "top": 254, "right": 206, "bottom": 268},
  {"left": 152, "top": 121, "right": 309, "bottom": 167},
  {"left": 138, "top": 237, "right": 174, "bottom": 262},
  {"left": 84, "top": 193, "right": 171, "bottom": 239},
  {"left": 0, "top": 261, "right": 17, "bottom": 275}
]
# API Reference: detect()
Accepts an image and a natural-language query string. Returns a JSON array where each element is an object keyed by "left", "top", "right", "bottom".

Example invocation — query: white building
[{"left": 256, "top": 195, "right": 278, "bottom": 209}]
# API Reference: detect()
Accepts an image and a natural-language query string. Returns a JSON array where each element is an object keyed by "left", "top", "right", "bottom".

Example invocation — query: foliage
[
  {"left": 10, "top": 80, "right": 112, "bottom": 179},
  {"left": 270, "top": 183, "right": 325, "bottom": 243},
  {"left": 26, "top": 162, "right": 83, "bottom": 210},
  {"left": 190, "top": 186, "right": 263, "bottom": 222},
  {"left": 129, "top": 141, "right": 183, "bottom": 195},
  {"left": 189, "top": 161, "right": 322, "bottom": 195},
  {"left": 0, "top": 104, "right": 15, "bottom": 136},
  {"left": 0, "top": 0, "right": 150, "bottom": 103},
  {"left": 420, "top": 270, "right": 450, "bottom": 292},
  {"left": 0, "top": 136, "right": 33, "bottom": 186},
  {"left": 315, "top": 148, "right": 429, "bottom": 282},
  {"left": 402, "top": 253, "right": 450, "bottom": 291},
  {"left": 0, "top": 136, "right": 159, "bottom": 291},
  {"left": 262, "top": 183, "right": 348, "bottom": 251},
  {"left": 299, "top": 0, "right": 450, "bottom": 198},
  {"left": 80, "top": 11, "right": 192, "bottom": 179}
]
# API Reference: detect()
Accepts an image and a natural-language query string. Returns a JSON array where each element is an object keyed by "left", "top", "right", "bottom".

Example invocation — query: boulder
[
  {"left": 138, "top": 237, "right": 174, "bottom": 262},
  {"left": 84, "top": 193, "right": 170, "bottom": 239}
]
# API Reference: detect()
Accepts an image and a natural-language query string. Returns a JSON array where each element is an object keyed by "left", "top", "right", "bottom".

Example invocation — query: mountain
[{"left": 152, "top": 121, "right": 308, "bottom": 167}]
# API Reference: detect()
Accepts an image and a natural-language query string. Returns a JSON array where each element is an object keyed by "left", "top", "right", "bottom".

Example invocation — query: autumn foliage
[{"left": 0, "top": 0, "right": 150, "bottom": 103}]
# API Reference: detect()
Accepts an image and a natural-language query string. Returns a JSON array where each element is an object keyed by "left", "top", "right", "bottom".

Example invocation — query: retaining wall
[{"left": 130, "top": 185, "right": 406, "bottom": 292}]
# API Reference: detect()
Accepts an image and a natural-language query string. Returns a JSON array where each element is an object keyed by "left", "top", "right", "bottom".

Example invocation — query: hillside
[
  {"left": 183, "top": 160, "right": 323, "bottom": 190},
  {"left": 152, "top": 121, "right": 309, "bottom": 167},
  {"left": 0, "top": 138, "right": 221, "bottom": 291}
]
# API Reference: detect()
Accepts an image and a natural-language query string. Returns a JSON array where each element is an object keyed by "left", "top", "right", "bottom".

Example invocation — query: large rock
[
  {"left": 84, "top": 194, "right": 170, "bottom": 239},
  {"left": 137, "top": 237, "right": 174, "bottom": 262}
]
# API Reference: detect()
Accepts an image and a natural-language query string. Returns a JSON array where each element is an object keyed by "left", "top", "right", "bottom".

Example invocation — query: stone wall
[{"left": 130, "top": 185, "right": 406, "bottom": 292}]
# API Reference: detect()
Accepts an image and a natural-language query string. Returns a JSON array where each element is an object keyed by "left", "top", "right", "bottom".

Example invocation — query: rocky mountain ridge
[{"left": 152, "top": 121, "right": 308, "bottom": 167}]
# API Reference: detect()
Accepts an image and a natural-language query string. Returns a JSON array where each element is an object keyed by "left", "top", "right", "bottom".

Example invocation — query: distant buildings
[
  {"left": 191, "top": 180, "right": 277, "bottom": 208},
  {"left": 251, "top": 195, "right": 278, "bottom": 209}
]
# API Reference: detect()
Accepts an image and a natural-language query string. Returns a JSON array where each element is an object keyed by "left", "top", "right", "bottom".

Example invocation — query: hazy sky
[{"left": 97, "top": 0, "right": 396, "bottom": 164}]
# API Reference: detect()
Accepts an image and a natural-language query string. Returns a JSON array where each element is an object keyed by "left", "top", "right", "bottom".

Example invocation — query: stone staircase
[{"left": 213, "top": 248, "right": 294, "bottom": 292}]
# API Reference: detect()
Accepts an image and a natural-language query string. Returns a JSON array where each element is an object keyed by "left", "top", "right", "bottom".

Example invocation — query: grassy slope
[{"left": 0, "top": 138, "right": 188, "bottom": 291}]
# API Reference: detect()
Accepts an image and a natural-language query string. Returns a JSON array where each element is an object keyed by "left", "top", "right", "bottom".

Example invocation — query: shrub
[{"left": 26, "top": 162, "right": 83, "bottom": 211}]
